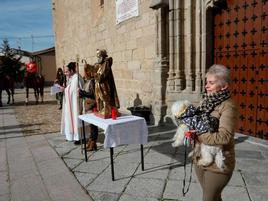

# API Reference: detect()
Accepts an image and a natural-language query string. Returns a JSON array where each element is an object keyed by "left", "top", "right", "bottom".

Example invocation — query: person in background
[
  {"left": 193, "top": 64, "right": 239, "bottom": 201},
  {"left": 79, "top": 64, "right": 98, "bottom": 151},
  {"left": 60, "top": 62, "right": 84, "bottom": 145},
  {"left": 54, "top": 67, "right": 65, "bottom": 109},
  {"left": 26, "top": 60, "right": 38, "bottom": 76},
  {"left": 24, "top": 60, "right": 38, "bottom": 88}
]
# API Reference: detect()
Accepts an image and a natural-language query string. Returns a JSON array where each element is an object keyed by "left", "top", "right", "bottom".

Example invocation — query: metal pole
[
  {"left": 110, "top": 147, "right": 115, "bottom": 181},
  {"left": 141, "top": 144, "right": 144, "bottom": 171},
  {"left": 76, "top": 54, "right": 80, "bottom": 88},
  {"left": 82, "top": 120, "right": 88, "bottom": 162},
  {"left": 76, "top": 54, "right": 83, "bottom": 151}
]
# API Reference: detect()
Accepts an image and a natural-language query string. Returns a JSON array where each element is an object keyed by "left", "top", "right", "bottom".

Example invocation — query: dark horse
[
  {"left": 0, "top": 75, "right": 15, "bottom": 107},
  {"left": 24, "top": 72, "right": 45, "bottom": 104}
]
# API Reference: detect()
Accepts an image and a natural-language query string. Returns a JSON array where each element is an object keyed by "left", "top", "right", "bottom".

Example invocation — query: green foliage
[
  {"left": 0, "top": 38, "right": 15, "bottom": 57},
  {"left": 0, "top": 39, "right": 25, "bottom": 82}
]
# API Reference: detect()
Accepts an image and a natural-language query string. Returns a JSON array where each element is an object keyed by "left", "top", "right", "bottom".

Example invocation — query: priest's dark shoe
[{"left": 74, "top": 141, "right": 81, "bottom": 145}]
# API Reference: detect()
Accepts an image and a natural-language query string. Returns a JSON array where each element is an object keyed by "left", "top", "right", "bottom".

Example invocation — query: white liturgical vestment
[{"left": 61, "top": 73, "right": 84, "bottom": 141}]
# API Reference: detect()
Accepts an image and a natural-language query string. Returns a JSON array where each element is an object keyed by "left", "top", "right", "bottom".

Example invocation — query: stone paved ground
[
  {"left": 11, "top": 87, "right": 61, "bottom": 136},
  {"left": 1, "top": 87, "right": 94, "bottom": 201},
  {"left": 2, "top": 87, "right": 268, "bottom": 201}
]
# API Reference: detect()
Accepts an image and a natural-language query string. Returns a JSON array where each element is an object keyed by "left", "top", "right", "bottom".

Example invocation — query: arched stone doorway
[
  {"left": 150, "top": 0, "right": 267, "bottom": 133},
  {"left": 153, "top": 0, "right": 228, "bottom": 122}
]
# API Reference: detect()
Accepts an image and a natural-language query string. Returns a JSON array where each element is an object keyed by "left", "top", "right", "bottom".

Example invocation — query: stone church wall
[
  {"left": 52, "top": 0, "right": 157, "bottom": 115},
  {"left": 52, "top": 0, "right": 219, "bottom": 124}
]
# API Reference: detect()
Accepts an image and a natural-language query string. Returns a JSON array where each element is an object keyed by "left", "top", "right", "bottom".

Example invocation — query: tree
[
  {"left": 0, "top": 39, "right": 25, "bottom": 82},
  {"left": 0, "top": 38, "right": 15, "bottom": 57}
]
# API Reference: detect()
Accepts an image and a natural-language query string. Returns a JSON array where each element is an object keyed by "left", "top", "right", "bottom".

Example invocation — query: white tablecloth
[{"left": 79, "top": 113, "right": 148, "bottom": 148}]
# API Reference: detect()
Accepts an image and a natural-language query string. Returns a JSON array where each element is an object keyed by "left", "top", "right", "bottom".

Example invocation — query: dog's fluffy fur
[{"left": 171, "top": 100, "right": 225, "bottom": 171}]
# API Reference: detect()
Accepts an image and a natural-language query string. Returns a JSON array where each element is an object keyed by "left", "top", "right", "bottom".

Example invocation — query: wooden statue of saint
[{"left": 94, "top": 49, "right": 120, "bottom": 118}]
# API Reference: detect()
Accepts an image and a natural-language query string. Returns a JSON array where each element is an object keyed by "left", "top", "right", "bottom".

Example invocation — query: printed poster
[{"left": 116, "top": 0, "right": 139, "bottom": 24}]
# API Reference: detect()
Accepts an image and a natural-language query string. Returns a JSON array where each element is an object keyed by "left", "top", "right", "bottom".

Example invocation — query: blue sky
[{"left": 0, "top": 0, "right": 54, "bottom": 52}]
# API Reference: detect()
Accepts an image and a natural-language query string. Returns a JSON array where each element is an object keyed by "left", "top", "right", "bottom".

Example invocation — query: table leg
[
  {"left": 82, "top": 121, "right": 88, "bottom": 162},
  {"left": 141, "top": 144, "right": 144, "bottom": 171},
  {"left": 110, "top": 147, "right": 115, "bottom": 181}
]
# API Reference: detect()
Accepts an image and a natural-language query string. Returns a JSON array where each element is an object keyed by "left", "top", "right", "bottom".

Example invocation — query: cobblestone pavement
[{"left": 11, "top": 87, "right": 61, "bottom": 136}]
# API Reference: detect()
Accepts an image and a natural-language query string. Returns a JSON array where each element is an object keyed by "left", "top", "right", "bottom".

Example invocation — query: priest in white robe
[{"left": 61, "top": 62, "right": 84, "bottom": 143}]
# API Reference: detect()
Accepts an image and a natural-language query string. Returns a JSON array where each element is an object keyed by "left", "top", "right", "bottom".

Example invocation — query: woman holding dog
[{"left": 194, "top": 64, "right": 239, "bottom": 201}]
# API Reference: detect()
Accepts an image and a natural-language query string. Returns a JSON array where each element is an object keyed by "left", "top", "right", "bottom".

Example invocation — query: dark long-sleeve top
[{"left": 79, "top": 78, "right": 95, "bottom": 99}]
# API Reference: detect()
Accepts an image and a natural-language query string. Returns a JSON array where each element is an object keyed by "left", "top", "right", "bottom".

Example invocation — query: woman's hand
[{"left": 186, "top": 130, "right": 197, "bottom": 140}]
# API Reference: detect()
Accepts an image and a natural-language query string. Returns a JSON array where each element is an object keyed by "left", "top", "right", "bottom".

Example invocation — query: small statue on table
[{"left": 94, "top": 49, "right": 120, "bottom": 118}]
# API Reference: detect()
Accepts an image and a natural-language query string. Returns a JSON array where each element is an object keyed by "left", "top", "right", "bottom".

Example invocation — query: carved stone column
[
  {"left": 184, "top": 0, "right": 194, "bottom": 92},
  {"left": 166, "top": 0, "right": 175, "bottom": 92},
  {"left": 150, "top": 0, "right": 169, "bottom": 124},
  {"left": 195, "top": 0, "right": 203, "bottom": 93},
  {"left": 173, "top": 0, "right": 184, "bottom": 92}
]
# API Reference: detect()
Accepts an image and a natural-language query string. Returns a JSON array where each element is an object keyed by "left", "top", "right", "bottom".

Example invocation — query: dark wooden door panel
[{"left": 214, "top": 0, "right": 268, "bottom": 139}]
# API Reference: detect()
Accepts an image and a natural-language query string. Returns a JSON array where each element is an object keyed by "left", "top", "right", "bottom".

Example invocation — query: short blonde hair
[{"left": 206, "top": 64, "right": 231, "bottom": 87}]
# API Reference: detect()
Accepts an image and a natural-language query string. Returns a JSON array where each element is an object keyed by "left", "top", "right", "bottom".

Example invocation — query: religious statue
[{"left": 94, "top": 49, "right": 120, "bottom": 118}]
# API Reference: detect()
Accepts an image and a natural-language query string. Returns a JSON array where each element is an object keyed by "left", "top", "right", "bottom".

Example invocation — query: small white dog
[{"left": 171, "top": 100, "right": 225, "bottom": 171}]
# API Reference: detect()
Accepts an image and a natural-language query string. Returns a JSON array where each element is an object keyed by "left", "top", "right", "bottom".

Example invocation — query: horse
[
  {"left": 24, "top": 72, "right": 45, "bottom": 105},
  {"left": 0, "top": 75, "right": 15, "bottom": 107}
]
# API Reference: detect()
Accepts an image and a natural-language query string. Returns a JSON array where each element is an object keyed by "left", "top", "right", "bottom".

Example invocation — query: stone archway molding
[
  {"left": 150, "top": 0, "right": 169, "bottom": 10},
  {"left": 205, "top": 0, "right": 226, "bottom": 9}
]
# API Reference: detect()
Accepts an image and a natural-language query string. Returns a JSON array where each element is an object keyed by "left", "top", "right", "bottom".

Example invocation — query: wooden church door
[{"left": 214, "top": 0, "right": 268, "bottom": 139}]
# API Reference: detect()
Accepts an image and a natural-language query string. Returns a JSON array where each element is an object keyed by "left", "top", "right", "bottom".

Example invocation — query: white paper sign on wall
[{"left": 116, "top": 0, "right": 139, "bottom": 24}]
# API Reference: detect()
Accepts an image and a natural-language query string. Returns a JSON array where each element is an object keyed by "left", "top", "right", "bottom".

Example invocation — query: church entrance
[{"left": 214, "top": 0, "right": 268, "bottom": 139}]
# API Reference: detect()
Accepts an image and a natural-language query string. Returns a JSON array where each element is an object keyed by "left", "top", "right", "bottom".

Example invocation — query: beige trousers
[{"left": 194, "top": 165, "right": 233, "bottom": 201}]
